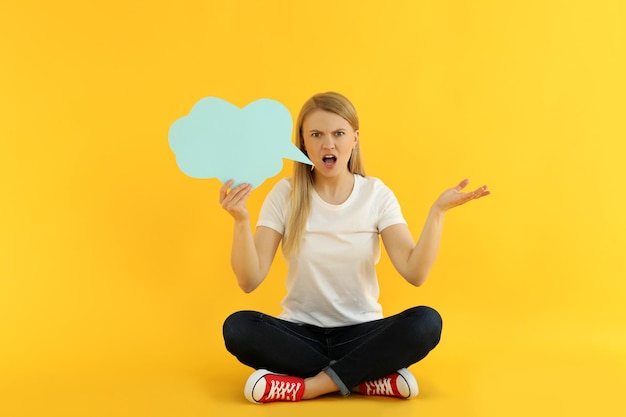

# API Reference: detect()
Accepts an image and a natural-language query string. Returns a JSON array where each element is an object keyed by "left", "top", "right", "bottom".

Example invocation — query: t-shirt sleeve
[
  {"left": 376, "top": 181, "right": 407, "bottom": 232},
  {"left": 256, "top": 179, "right": 291, "bottom": 234}
]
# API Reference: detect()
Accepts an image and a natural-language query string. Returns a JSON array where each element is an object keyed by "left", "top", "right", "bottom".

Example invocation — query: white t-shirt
[{"left": 257, "top": 174, "right": 407, "bottom": 327}]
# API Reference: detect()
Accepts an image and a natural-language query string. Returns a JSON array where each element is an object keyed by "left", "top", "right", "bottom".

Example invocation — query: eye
[
  {"left": 311, "top": 132, "right": 321, "bottom": 138},
  {"left": 334, "top": 131, "right": 345, "bottom": 136}
]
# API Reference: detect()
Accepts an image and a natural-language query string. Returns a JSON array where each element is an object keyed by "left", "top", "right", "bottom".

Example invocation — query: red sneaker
[
  {"left": 357, "top": 368, "right": 419, "bottom": 399},
  {"left": 244, "top": 369, "right": 306, "bottom": 404}
]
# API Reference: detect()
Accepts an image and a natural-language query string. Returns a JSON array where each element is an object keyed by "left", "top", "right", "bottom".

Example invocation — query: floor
[{"left": 2, "top": 320, "right": 624, "bottom": 417}]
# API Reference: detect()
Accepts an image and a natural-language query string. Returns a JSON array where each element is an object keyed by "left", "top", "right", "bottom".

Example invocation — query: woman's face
[{"left": 302, "top": 110, "right": 359, "bottom": 179}]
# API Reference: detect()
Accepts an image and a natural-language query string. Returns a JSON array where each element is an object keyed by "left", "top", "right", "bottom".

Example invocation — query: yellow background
[{"left": 1, "top": 0, "right": 625, "bottom": 416}]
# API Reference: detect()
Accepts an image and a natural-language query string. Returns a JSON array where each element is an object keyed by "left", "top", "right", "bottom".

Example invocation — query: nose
[{"left": 321, "top": 135, "right": 335, "bottom": 149}]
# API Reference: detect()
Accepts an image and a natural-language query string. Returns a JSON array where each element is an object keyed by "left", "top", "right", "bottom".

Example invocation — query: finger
[
  {"left": 458, "top": 187, "right": 486, "bottom": 204},
  {"left": 471, "top": 186, "right": 490, "bottom": 200},
  {"left": 221, "top": 181, "right": 248, "bottom": 202},
  {"left": 455, "top": 179, "right": 470, "bottom": 191},
  {"left": 471, "top": 186, "right": 486, "bottom": 197},
  {"left": 476, "top": 190, "right": 491, "bottom": 199},
  {"left": 219, "top": 180, "right": 235, "bottom": 202},
  {"left": 230, "top": 183, "right": 251, "bottom": 197},
  {"left": 223, "top": 184, "right": 251, "bottom": 208}
]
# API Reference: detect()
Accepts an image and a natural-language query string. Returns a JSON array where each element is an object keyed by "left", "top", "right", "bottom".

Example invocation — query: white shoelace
[
  {"left": 363, "top": 376, "right": 394, "bottom": 396},
  {"left": 266, "top": 379, "right": 302, "bottom": 401}
]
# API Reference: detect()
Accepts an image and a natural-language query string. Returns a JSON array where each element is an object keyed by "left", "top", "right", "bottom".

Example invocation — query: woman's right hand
[{"left": 219, "top": 180, "right": 252, "bottom": 221}]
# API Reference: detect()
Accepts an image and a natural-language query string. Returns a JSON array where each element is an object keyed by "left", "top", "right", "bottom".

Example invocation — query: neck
[{"left": 313, "top": 171, "right": 355, "bottom": 205}]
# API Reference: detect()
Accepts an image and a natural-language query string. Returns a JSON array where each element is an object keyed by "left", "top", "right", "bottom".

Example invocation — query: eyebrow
[{"left": 308, "top": 128, "right": 346, "bottom": 132}]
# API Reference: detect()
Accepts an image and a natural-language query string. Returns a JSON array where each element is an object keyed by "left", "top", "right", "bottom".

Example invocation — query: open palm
[{"left": 435, "top": 179, "right": 490, "bottom": 212}]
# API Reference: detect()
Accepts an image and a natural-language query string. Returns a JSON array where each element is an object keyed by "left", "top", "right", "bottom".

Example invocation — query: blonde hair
[{"left": 282, "top": 92, "right": 366, "bottom": 257}]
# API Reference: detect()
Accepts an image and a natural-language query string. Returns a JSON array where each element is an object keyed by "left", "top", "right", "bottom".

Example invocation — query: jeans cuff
[{"left": 323, "top": 364, "right": 351, "bottom": 397}]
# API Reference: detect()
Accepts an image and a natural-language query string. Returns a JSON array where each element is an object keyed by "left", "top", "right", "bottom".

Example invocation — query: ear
[{"left": 353, "top": 130, "right": 359, "bottom": 148}]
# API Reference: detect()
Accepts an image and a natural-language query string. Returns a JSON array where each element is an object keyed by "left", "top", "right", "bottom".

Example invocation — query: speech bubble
[{"left": 168, "top": 97, "right": 312, "bottom": 188}]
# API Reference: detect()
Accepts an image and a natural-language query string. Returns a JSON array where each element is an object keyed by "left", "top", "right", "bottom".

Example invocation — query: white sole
[
  {"left": 244, "top": 369, "right": 272, "bottom": 404},
  {"left": 397, "top": 368, "right": 419, "bottom": 398}
]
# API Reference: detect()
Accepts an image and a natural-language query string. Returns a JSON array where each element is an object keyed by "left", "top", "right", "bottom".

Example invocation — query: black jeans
[{"left": 222, "top": 306, "right": 442, "bottom": 396}]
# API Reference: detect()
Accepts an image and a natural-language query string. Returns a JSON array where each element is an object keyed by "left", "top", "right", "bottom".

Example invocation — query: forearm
[
  {"left": 230, "top": 219, "right": 263, "bottom": 293},
  {"left": 385, "top": 179, "right": 489, "bottom": 286},
  {"left": 405, "top": 206, "right": 445, "bottom": 286}
]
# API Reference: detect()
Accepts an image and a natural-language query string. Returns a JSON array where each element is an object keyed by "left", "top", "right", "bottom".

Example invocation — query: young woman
[{"left": 219, "top": 92, "right": 489, "bottom": 404}]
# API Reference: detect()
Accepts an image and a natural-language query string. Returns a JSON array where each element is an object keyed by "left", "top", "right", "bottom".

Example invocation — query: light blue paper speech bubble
[{"left": 168, "top": 97, "right": 312, "bottom": 188}]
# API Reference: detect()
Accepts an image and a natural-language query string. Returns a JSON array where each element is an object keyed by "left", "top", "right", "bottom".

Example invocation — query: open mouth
[{"left": 322, "top": 155, "right": 337, "bottom": 168}]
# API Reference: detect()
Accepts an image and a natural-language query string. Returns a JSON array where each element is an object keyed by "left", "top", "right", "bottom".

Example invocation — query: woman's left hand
[{"left": 434, "top": 179, "right": 490, "bottom": 212}]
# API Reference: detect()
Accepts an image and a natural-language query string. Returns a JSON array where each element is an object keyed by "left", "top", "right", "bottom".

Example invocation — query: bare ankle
[{"left": 302, "top": 371, "right": 339, "bottom": 399}]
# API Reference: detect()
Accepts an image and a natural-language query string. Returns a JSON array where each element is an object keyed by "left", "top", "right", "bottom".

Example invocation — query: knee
[
  {"left": 420, "top": 306, "right": 442, "bottom": 347},
  {"left": 406, "top": 306, "right": 443, "bottom": 348},
  {"left": 222, "top": 310, "right": 256, "bottom": 352}
]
